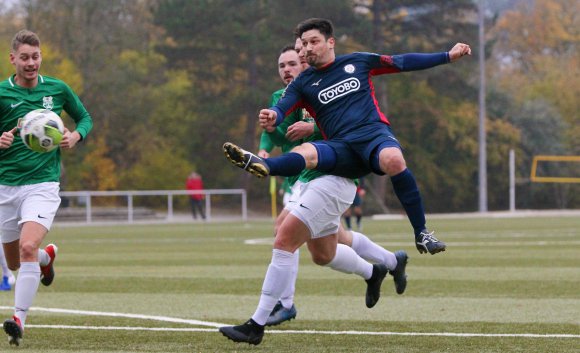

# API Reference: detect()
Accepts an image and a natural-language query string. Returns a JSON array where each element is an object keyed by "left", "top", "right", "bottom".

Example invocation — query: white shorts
[
  {"left": 287, "top": 176, "right": 356, "bottom": 239},
  {"left": 0, "top": 182, "right": 61, "bottom": 243},
  {"left": 284, "top": 181, "right": 304, "bottom": 209},
  {"left": 282, "top": 192, "right": 291, "bottom": 206}
]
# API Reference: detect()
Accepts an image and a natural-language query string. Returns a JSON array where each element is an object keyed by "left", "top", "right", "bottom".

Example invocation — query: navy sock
[
  {"left": 344, "top": 216, "right": 352, "bottom": 229},
  {"left": 265, "top": 152, "right": 306, "bottom": 177},
  {"left": 390, "top": 169, "right": 426, "bottom": 237}
]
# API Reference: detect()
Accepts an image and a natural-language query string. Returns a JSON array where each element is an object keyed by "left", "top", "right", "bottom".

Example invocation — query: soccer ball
[{"left": 20, "top": 109, "right": 65, "bottom": 153}]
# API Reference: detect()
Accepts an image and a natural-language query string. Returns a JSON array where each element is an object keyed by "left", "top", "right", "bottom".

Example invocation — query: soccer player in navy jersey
[
  {"left": 219, "top": 40, "right": 409, "bottom": 345},
  {"left": 224, "top": 18, "right": 471, "bottom": 255},
  {"left": 261, "top": 41, "right": 408, "bottom": 327}
]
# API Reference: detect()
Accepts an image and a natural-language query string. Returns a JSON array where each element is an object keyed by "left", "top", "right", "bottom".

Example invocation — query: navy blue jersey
[{"left": 272, "top": 52, "right": 449, "bottom": 141}]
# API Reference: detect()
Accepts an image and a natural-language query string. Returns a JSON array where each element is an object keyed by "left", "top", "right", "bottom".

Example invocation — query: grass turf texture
[{"left": 0, "top": 216, "right": 578, "bottom": 352}]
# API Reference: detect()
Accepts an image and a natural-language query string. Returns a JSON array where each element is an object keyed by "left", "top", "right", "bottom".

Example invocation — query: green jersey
[
  {"left": 259, "top": 88, "right": 300, "bottom": 154},
  {"left": 260, "top": 87, "right": 324, "bottom": 186},
  {"left": 0, "top": 74, "right": 93, "bottom": 186}
]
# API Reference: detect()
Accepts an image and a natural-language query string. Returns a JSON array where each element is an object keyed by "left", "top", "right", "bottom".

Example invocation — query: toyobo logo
[{"left": 318, "top": 78, "right": 360, "bottom": 104}]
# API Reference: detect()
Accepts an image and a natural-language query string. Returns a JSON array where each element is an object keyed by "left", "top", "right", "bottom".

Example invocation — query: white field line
[
  {"left": 244, "top": 238, "right": 580, "bottom": 247},
  {"left": 1, "top": 307, "right": 578, "bottom": 339},
  {"left": 0, "top": 306, "right": 224, "bottom": 328},
  {"left": 22, "top": 325, "right": 580, "bottom": 339},
  {"left": 28, "top": 325, "right": 216, "bottom": 332}
]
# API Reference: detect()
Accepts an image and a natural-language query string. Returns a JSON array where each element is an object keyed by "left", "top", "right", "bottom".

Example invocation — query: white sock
[
  {"left": 251, "top": 249, "right": 296, "bottom": 326},
  {"left": 0, "top": 244, "right": 10, "bottom": 276},
  {"left": 351, "top": 231, "right": 397, "bottom": 270},
  {"left": 279, "top": 248, "right": 299, "bottom": 309},
  {"left": 38, "top": 249, "right": 50, "bottom": 267},
  {"left": 14, "top": 262, "right": 41, "bottom": 328},
  {"left": 326, "top": 244, "right": 373, "bottom": 280}
]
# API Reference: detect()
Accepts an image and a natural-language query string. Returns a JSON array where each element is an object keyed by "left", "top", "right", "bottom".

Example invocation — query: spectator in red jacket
[{"left": 186, "top": 172, "right": 206, "bottom": 220}]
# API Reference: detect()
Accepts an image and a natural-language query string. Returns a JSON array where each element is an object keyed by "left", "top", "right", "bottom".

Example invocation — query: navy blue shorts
[
  {"left": 352, "top": 192, "right": 362, "bottom": 206},
  {"left": 314, "top": 123, "right": 401, "bottom": 179}
]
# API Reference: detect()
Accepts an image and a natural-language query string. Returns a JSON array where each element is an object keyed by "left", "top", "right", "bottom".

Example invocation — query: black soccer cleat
[
  {"left": 390, "top": 250, "right": 408, "bottom": 295},
  {"left": 266, "top": 301, "right": 297, "bottom": 326},
  {"left": 219, "top": 319, "right": 264, "bottom": 345},
  {"left": 3, "top": 316, "right": 23, "bottom": 346},
  {"left": 415, "top": 230, "right": 446, "bottom": 255},
  {"left": 365, "top": 263, "right": 388, "bottom": 308},
  {"left": 223, "top": 142, "right": 270, "bottom": 178}
]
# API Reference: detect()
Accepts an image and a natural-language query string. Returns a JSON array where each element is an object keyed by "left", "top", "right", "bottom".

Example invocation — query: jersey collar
[{"left": 8, "top": 74, "right": 44, "bottom": 87}]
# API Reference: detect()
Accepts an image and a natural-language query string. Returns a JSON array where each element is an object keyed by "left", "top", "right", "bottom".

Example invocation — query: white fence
[{"left": 58, "top": 189, "right": 247, "bottom": 223}]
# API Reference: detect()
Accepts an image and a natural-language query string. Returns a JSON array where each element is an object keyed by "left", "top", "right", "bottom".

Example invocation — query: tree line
[{"left": 0, "top": 0, "right": 577, "bottom": 212}]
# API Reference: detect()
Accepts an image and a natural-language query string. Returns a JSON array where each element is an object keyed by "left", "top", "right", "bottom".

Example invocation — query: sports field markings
[
  {"left": 22, "top": 325, "right": 580, "bottom": 339},
  {"left": 1, "top": 307, "right": 578, "bottom": 339},
  {"left": 245, "top": 238, "right": 580, "bottom": 247},
  {"left": 0, "top": 306, "right": 224, "bottom": 328}
]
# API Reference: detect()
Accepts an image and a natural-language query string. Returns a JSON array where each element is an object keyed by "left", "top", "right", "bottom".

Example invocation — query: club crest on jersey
[
  {"left": 42, "top": 96, "right": 54, "bottom": 110},
  {"left": 318, "top": 77, "right": 360, "bottom": 104},
  {"left": 344, "top": 64, "right": 355, "bottom": 74}
]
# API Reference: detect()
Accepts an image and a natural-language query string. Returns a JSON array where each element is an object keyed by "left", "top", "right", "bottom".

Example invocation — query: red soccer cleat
[
  {"left": 3, "top": 315, "right": 23, "bottom": 346},
  {"left": 40, "top": 244, "right": 58, "bottom": 286}
]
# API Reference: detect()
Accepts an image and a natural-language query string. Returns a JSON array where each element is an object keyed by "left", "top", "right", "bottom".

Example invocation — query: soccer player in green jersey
[
  {"left": 0, "top": 29, "right": 93, "bottom": 346},
  {"left": 258, "top": 43, "right": 318, "bottom": 205},
  {"left": 256, "top": 43, "right": 318, "bottom": 326}
]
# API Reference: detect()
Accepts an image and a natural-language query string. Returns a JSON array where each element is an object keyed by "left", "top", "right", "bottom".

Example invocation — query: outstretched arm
[{"left": 386, "top": 42, "right": 472, "bottom": 72}]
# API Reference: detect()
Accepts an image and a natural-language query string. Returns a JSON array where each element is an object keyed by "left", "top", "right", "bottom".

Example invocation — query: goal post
[{"left": 530, "top": 155, "right": 580, "bottom": 183}]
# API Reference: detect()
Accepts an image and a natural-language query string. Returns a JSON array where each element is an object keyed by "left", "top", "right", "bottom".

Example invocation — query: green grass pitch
[{"left": 0, "top": 215, "right": 578, "bottom": 352}]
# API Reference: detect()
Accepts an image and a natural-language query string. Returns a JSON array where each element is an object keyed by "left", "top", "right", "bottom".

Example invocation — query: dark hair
[
  {"left": 295, "top": 18, "right": 334, "bottom": 39},
  {"left": 279, "top": 44, "right": 297, "bottom": 56},
  {"left": 11, "top": 30, "right": 40, "bottom": 52}
]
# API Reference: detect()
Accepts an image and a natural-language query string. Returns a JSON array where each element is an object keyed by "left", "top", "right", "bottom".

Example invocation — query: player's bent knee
[
  {"left": 380, "top": 152, "right": 406, "bottom": 176},
  {"left": 291, "top": 143, "right": 318, "bottom": 169},
  {"left": 310, "top": 251, "right": 334, "bottom": 266},
  {"left": 19, "top": 241, "right": 39, "bottom": 260},
  {"left": 273, "top": 237, "right": 301, "bottom": 253}
]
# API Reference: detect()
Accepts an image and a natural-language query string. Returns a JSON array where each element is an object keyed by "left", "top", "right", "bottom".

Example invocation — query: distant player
[
  {"left": 0, "top": 29, "right": 93, "bottom": 346},
  {"left": 343, "top": 177, "right": 365, "bottom": 231},
  {"left": 0, "top": 244, "right": 15, "bottom": 291},
  {"left": 224, "top": 18, "right": 472, "bottom": 255}
]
